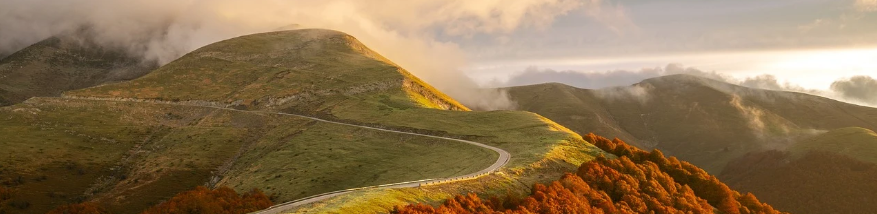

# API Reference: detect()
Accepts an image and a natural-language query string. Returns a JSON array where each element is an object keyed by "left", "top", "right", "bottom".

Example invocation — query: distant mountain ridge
[
  {"left": 507, "top": 75, "right": 877, "bottom": 214},
  {"left": 0, "top": 33, "right": 154, "bottom": 106},
  {"left": 508, "top": 74, "right": 877, "bottom": 173}
]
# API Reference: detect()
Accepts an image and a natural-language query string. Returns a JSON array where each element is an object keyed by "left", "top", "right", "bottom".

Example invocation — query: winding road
[{"left": 59, "top": 96, "right": 511, "bottom": 214}]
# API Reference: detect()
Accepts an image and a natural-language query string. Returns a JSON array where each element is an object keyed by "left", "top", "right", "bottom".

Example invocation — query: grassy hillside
[
  {"left": 789, "top": 127, "right": 877, "bottom": 164},
  {"left": 0, "top": 98, "right": 493, "bottom": 214},
  {"left": 0, "top": 33, "right": 154, "bottom": 106},
  {"left": 67, "top": 29, "right": 467, "bottom": 112},
  {"left": 1, "top": 29, "right": 603, "bottom": 213},
  {"left": 507, "top": 75, "right": 877, "bottom": 173},
  {"left": 66, "top": 29, "right": 601, "bottom": 170}
]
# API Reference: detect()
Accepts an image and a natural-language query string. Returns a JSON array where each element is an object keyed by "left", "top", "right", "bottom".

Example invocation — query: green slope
[
  {"left": 66, "top": 29, "right": 467, "bottom": 112},
  {"left": 1, "top": 29, "right": 602, "bottom": 213},
  {"left": 789, "top": 127, "right": 877, "bottom": 164},
  {"left": 507, "top": 74, "right": 877, "bottom": 173},
  {"left": 0, "top": 33, "right": 154, "bottom": 106},
  {"left": 0, "top": 98, "right": 493, "bottom": 214}
]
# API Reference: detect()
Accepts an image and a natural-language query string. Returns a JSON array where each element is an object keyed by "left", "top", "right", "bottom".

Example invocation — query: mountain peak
[{"left": 639, "top": 74, "right": 732, "bottom": 88}]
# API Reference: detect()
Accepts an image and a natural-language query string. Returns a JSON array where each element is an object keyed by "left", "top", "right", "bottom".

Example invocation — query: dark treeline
[{"left": 393, "top": 133, "right": 784, "bottom": 214}]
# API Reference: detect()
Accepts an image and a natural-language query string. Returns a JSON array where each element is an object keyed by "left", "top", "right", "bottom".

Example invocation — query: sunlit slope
[
  {"left": 67, "top": 29, "right": 467, "bottom": 112},
  {"left": 0, "top": 98, "right": 491, "bottom": 214},
  {"left": 2, "top": 29, "right": 605, "bottom": 214},
  {"left": 507, "top": 74, "right": 877, "bottom": 173},
  {"left": 68, "top": 28, "right": 599, "bottom": 169},
  {"left": 0, "top": 34, "right": 154, "bottom": 106}
]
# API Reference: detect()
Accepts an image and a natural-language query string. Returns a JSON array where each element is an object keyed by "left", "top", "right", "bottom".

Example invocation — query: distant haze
[
  {"left": 2, "top": 0, "right": 609, "bottom": 110},
  {"left": 2, "top": 0, "right": 876, "bottom": 109}
]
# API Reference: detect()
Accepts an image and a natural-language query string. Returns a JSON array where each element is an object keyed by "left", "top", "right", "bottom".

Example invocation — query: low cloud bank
[
  {"left": 506, "top": 64, "right": 729, "bottom": 89},
  {"left": 504, "top": 64, "right": 877, "bottom": 107},
  {"left": 2, "top": 0, "right": 629, "bottom": 111}
]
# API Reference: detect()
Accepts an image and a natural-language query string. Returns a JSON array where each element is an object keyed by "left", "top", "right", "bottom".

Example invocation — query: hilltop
[
  {"left": 0, "top": 33, "right": 154, "bottom": 106},
  {"left": 66, "top": 29, "right": 467, "bottom": 112},
  {"left": 0, "top": 29, "right": 601, "bottom": 214}
]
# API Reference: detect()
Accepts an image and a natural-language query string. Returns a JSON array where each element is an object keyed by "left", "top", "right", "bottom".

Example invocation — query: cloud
[
  {"left": 0, "top": 0, "right": 621, "bottom": 111},
  {"left": 739, "top": 74, "right": 812, "bottom": 92},
  {"left": 857, "top": 0, "right": 877, "bottom": 12},
  {"left": 505, "top": 64, "right": 730, "bottom": 89},
  {"left": 504, "top": 62, "right": 877, "bottom": 108},
  {"left": 830, "top": 76, "right": 877, "bottom": 105}
]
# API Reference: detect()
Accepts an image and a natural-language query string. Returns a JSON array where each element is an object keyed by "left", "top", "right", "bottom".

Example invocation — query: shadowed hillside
[
  {"left": 720, "top": 150, "right": 877, "bottom": 214},
  {"left": 718, "top": 127, "right": 877, "bottom": 214},
  {"left": 508, "top": 74, "right": 877, "bottom": 173},
  {"left": 0, "top": 32, "right": 154, "bottom": 106}
]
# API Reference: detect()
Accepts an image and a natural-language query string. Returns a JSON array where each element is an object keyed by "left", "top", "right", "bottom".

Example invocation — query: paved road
[{"left": 59, "top": 97, "right": 511, "bottom": 214}]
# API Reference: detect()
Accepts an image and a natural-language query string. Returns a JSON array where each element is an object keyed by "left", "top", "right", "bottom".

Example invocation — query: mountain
[
  {"left": 0, "top": 29, "right": 601, "bottom": 214},
  {"left": 395, "top": 133, "right": 785, "bottom": 214},
  {"left": 507, "top": 74, "right": 877, "bottom": 173},
  {"left": 66, "top": 29, "right": 467, "bottom": 112},
  {"left": 507, "top": 76, "right": 877, "bottom": 213},
  {"left": 0, "top": 33, "right": 154, "bottom": 106},
  {"left": 719, "top": 127, "right": 877, "bottom": 214}
]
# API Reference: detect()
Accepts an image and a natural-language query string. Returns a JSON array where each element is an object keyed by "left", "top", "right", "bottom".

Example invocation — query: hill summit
[{"left": 67, "top": 29, "right": 468, "bottom": 112}]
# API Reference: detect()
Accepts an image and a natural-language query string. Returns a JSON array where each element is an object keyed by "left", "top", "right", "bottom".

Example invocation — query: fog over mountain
[
  {"left": 503, "top": 63, "right": 877, "bottom": 107},
  {"left": 1, "top": 0, "right": 628, "bottom": 110}
]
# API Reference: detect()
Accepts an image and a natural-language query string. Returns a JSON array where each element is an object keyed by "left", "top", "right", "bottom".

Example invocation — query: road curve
[
  {"left": 254, "top": 111, "right": 510, "bottom": 214},
  {"left": 57, "top": 97, "right": 511, "bottom": 214}
]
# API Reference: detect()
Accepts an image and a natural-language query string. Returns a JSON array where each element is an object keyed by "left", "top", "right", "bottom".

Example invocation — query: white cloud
[
  {"left": 1, "top": 0, "right": 630, "bottom": 110},
  {"left": 856, "top": 0, "right": 877, "bottom": 12}
]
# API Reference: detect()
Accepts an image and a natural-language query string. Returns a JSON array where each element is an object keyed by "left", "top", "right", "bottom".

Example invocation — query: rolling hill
[
  {"left": 0, "top": 32, "right": 154, "bottom": 106},
  {"left": 789, "top": 127, "right": 877, "bottom": 164},
  {"left": 507, "top": 76, "right": 877, "bottom": 214},
  {"left": 0, "top": 29, "right": 603, "bottom": 214},
  {"left": 66, "top": 29, "right": 467, "bottom": 112},
  {"left": 507, "top": 75, "right": 877, "bottom": 173}
]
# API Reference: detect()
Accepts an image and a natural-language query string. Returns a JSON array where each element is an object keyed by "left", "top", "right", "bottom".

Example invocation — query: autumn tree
[
  {"left": 395, "top": 133, "right": 784, "bottom": 214},
  {"left": 140, "top": 186, "right": 272, "bottom": 214},
  {"left": 46, "top": 202, "right": 110, "bottom": 214}
]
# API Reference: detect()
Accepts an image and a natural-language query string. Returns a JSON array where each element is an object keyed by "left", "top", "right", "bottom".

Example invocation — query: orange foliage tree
[
  {"left": 140, "top": 186, "right": 272, "bottom": 214},
  {"left": 46, "top": 202, "right": 110, "bottom": 214},
  {"left": 394, "top": 133, "right": 785, "bottom": 214},
  {"left": 582, "top": 133, "right": 782, "bottom": 214}
]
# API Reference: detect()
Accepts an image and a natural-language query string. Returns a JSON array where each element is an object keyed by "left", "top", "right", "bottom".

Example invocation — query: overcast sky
[
  {"left": 2, "top": 0, "right": 876, "bottom": 107},
  {"left": 456, "top": 0, "right": 877, "bottom": 90}
]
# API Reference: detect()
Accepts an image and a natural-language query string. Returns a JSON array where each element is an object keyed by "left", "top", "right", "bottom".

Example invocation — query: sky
[
  {"left": 460, "top": 0, "right": 877, "bottom": 88},
  {"left": 1, "top": 0, "right": 876, "bottom": 108}
]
